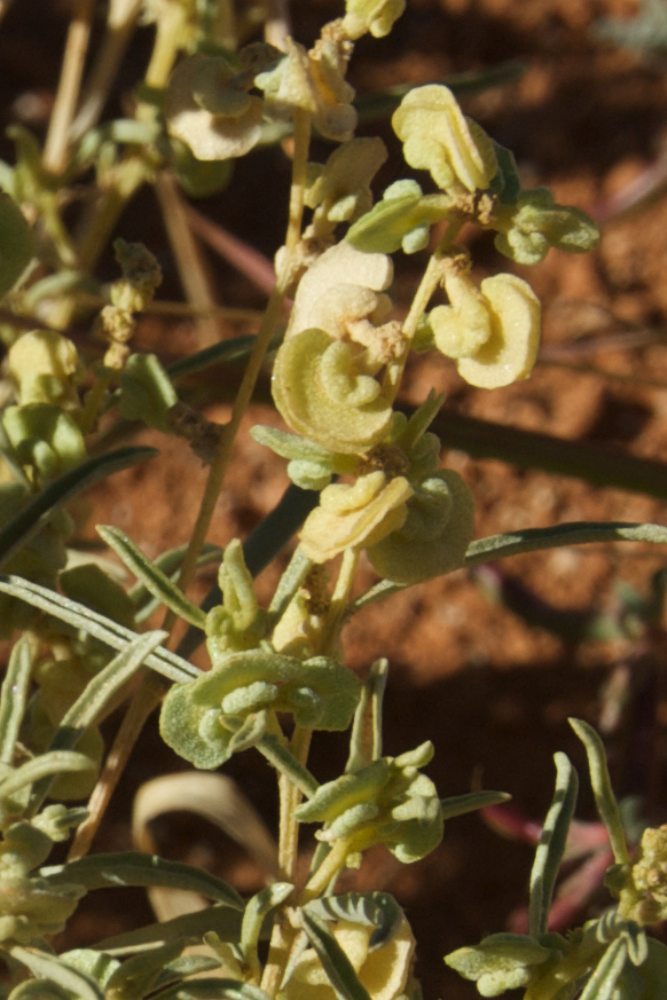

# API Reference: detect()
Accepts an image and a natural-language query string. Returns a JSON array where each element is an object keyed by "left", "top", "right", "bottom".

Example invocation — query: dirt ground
[{"left": 3, "top": 0, "right": 667, "bottom": 996}]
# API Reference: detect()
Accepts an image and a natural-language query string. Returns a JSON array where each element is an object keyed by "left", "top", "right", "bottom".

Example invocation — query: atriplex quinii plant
[{"left": 0, "top": 0, "right": 666, "bottom": 996}]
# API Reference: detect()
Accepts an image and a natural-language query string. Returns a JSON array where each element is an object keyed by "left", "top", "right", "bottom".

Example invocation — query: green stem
[
  {"left": 299, "top": 837, "right": 352, "bottom": 903},
  {"left": 42, "top": 0, "right": 94, "bottom": 174}
]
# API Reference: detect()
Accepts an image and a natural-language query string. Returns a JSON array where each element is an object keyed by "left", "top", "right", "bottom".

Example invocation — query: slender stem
[
  {"left": 169, "top": 107, "right": 312, "bottom": 605},
  {"left": 299, "top": 837, "right": 352, "bottom": 903},
  {"left": 321, "top": 548, "right": 359, "bottom": 655},
  {"left": 155, "top": 172, "right": 224, "bottom": 347},
  {"left": 42, "top": 0, "right": 94, "bottom": 174},
  {"left": 277, "top": 725, "right": 312, "bottom": 878},
  {"left": 70, "top": 0, "right": 143, "bottom": 142},
  {"left": 67, "top": 672, "right": 164, "bottom": 860}
]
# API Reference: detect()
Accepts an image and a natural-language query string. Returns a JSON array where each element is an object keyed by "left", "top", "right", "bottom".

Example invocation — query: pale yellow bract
[
  {"left": 281, "top": 914, "right": 416, "bottom": 999},
  {"left": 392, "top": 84, "right": 497, "bottom": 193},
  {"left": 431, "top": 272, "right": 541, "bottom": 389},
  {"left": 299, "top": 471, "right": 413, "bottom": 562}
]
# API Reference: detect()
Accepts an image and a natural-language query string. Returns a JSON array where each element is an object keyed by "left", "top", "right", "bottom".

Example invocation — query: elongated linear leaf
[
  {"left": 0, "top": 635, "right": 33, "bottom": 763},
  {"left": 301, "top": 910, "right": 372, "bottom": 1000},
  {"left": 55, "top": 632, "right": 167, "bottom": 748},
  {"left": 0, "top": 446, "right": 157, "bottom": 568},
  {"left": 9, "top": 946, "right": 103, "bottom": 1000},
  {"left": 0, "top": 575, "right": 198, "bottom": 683},
  {"left": 579, "top": 937, "right": 628, "bottom": 1000},
  {"left": 353, "top": 520, "right": 667, "bottom": 611},
  {"left": 152, "top": 980, "right": 270, "bottom": 1000},
  {"left": 440, "top": 790, "right": 512, "bottom": 820},
  {"left": 570, "top": 719, "right": 630, "bottom": 866},
  {"left": 240, "top": 883, "right": 293, "bottom": 979},
  {"left": 130, "top": 542, "right": 220, "bottom": 621},
  {"left": 41, "top": 851, "right": 243, "bottom": 909},
  {"left": 94, "top": 903, "right": 242, "bottom": 954},
  {"left": 0, "top": 749, "right": 94, "bottom": 800},
  {"left": 98, "top": 525, "right": 206, "bottom": 628},
  {"left": 256, "top": 732, "right": 319, "bottom": 798},
  {"left": 167, "top": 333, "right": 267, "bottom": 380},
  {"left": 528, "top": 753, "right": 578, "bottom": 938},
  {"left": 466, "top": 521, "right": 667, "bottom": 567}
]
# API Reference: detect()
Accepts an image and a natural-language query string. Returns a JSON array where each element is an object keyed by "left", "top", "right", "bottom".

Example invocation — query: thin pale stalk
[
  {"left": 67, "top": 672, "right": 165, "bottom": 860},
  {"left": 321, "top": 548, "right": 360, "bottom": 655},
  {"left": 70, "top": 0, "right": 143, "bottom": 142},
  {"left": 155, "top": 172, "right": 224, "bottom": 347},
  {"left": 277, "top": 725, "right": 312, "bottom": 878},
  {"left": 42, "top": 0, "right": 94, "bottom": 174},
  {"left": 299, "top": 837, "right": 352, "bottom": 903}
]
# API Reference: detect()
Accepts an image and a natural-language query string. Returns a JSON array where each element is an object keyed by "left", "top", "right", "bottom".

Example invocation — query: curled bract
[
  {"left": 343, "top": 0, "right": 406, "bottom": 39},
  {"left": 296, "top": 741, "right": 443, "bottom": 863},
  {"left": 272, "top": 328, "right": 393, "bottom": 455},
  {"left": 430, "top": 271, "right": 541, "bottom": 389},
  {"left": 392, "top": 85, "right": 497, "bottom": 193},
  {"left": 257, "top": 33, "right": 356, "bottom": 142},
  {"left": 159, "top": 650, "right": 360, "bottom": 769},
  {"left": 166, "top": 54, "right": 263, "bottom": 161},
  {"left": 206, "top": 540, "right": 266, "bottom": 658},
  {"left": 300, "top": 471, "right": 413, "bottom": 563},
  {"left": 305, "top": 137, "right": 388, "bottom": 228},
  {"left": 287, "top": 241, "right": 393, "bottom": 340},
  {"left": 493, "top": 188, "right": 600, "bottom": 265},
  {"left": 445, "top": 933, "right": 557, "bottom": 997},
  {"left": 367, "top": 470, "right": 474, "bottom": 584}
]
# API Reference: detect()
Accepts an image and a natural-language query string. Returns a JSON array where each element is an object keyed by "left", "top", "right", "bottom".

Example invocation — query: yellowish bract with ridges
[{"left": 392, "top": 84, "right": 497, "bottom": 193}]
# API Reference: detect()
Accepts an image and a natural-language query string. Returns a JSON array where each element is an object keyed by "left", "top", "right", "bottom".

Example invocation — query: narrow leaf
[
  {"left": 570, "top": 719, "right": 630, "bottom": 866},
  {"left": 240, "top": 883, "right": 293, "bottom": 980},
  {"left": 41, "top": 852, "right": 243, "bottom": 909},
  {"left": 152, "top": 980, "right": 271, "bottom": 1000},
  {"left": 528, "top": 753, "right": 579, "bottom": 937},
  {"left": 466, "top": 522, "right": 667, "bottom": 567},
  {"left": 0, "top": 575, "right": 198, "bottom": 683},
  {"left": 93, "top": 903, "right": 242, "bottom": 954},
  {"left": 301, "top": 909, "right": 372, "bottom": 1000},
  {"left": 130, "top": 542, "right": 220, "bottom": 621},
  {"left": 346, "top": 658, "right": 388, "bottom": 772},
  {"left": 9, "top": 946, "right": 103, "bottom": 1000},
  {"left": 256, "top": 732, "right": 319, "bottom": 798},
  {"left": 0, "top": 635, "right": 33, "bottom": 763},
  {"left": 578, "top": 937, "right": 628, "bottom": 1000},
  {"left": 440, "top": 790, "right": 512, "bottom": 820},
  {"left": 0, "top": 750, "right": 94, "bottom": 800},
  {"left": 0, "top": 446, "right": 157, "bottom": 568},
  {"left": 98, "top": 525, "right": 207, "bottom": 628}
]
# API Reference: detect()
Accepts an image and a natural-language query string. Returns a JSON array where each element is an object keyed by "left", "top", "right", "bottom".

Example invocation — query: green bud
[
  {"left": 493, "top": 188, "right": 600, "bottom": 266},
  {"left": 3, "top": 403, "right": 85, "bottom": 479},
  {"left": 118, "top": 353, "right": 178, "bottom": 432}
]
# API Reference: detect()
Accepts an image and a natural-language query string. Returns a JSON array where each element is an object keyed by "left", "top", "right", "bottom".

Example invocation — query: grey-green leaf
[
  {"left": 0, "top": 634, "right": 33, "bottom": 763},
  {"left": 528, "top": 753, "right": 578, "bottom": 937},
  {"left": 569, "top": 718, "right": 630, "bottom": 866},
  {"left": 97, "top": 525, "right": 207, "bottom": 628},
  {"left": 300, "top": 909, "right": 372, "bottom": 1000}
]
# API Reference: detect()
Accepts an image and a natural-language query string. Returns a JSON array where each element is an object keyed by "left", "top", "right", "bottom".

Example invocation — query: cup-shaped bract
[
  {"left": 299, "top": 471, "right": 413, "bottom": 563},
  {"left": 272, "top": 328, "right": 393, "bottom": 455},
  {"left": 392, "top": 85, "right": 497, "bottom": 193},
  {"left": 160, "top": 650, "right": 361, "bottom": 769},
  {"left": 431, "top": 272, "right": 541, "bottom": 389},
  {"left": 367, "top": 470, "right": 474, "bottom": 584},
  {"left": 445, "top": 933, "right": 557, "bottom": 997},
  {"left": 343, "top": 0, "right": 406, "bottom": 39},
  {"left": 166, "top": 54, "right": 263, "bottom": 161}
]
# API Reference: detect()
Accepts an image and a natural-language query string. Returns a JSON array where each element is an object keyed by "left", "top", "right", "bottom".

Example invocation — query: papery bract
[
  {"left": 392, "top": 84, "right": 497, "bottom": 193},
  {"left": 166, "top": 54, "right": 263, "bottom": 161},
  {"left": 367, "top": 470, "right": 474, "bottom": 584},
  {"left": 493, "top": 188, "right": 600, "bottom": 265},
  {"left": 8, "top": 331, "right": 81, "bottom": 408},
  {"left": 431, "top": 272, "right": 541, "bottom": 389},
  {"left": 343, "top": 0, "right": 406, "bottom": 39},
  {"left": 272, "top": 328, "right": 393, "bottom": 455},
  {"left": 299, "top": 471, "right": 413, "bottom": 563}
]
